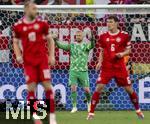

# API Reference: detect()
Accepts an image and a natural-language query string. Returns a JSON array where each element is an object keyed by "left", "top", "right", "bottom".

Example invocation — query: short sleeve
[
  {"left": 124, "top": 34, "right": 131, "bottom": 49},
  {"left": 43, "top": 21, "right": 49, "bottom": 36},
  {"left": 12, "top": 24, "right": 20, "bottom": 39}
]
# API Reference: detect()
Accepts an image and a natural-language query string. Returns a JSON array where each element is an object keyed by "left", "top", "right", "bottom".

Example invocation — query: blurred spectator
[
  {"left": 0, "top": 0, "right": 14, "bottom": 5},
  {"left": 63, "top": 0, "right": 85, "bottom": 4},
  {"left": 34, "top": 0, "right": 62, "bottom": 5},
  {"left": 34, "top": 0, "right": 46, "bottom": 4},
  {"left": 47, "top": 0, "right": 55, "bottom": 4},
  {"left": 136, "top": 0, "right": 150, "bottom": 4},
  {"left": 109, "top": 0, "right": 127, "bottom": 4},
  {"left": 109, "top": 0, "right": 138, "bottom": 4},
  {"left": 12, "top": 0, "right": 24, "bottom": 4},
  {"left": 55, "top": 0, "right": 62, "bottom": 4},
  {"left": 62, "top": 0, "right": 145, "bottom": 5},
  {"left": 46, "top": 0, "right": 62, "bottom": 5}
]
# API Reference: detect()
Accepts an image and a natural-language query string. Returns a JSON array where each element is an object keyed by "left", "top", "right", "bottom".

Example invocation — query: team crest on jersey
[
  {"left": 34, "top": 24, "right": 39, "bottom": 30},
  {"left": 23, "top": 26, "right": 27, "bottom": 31},
  {"left": 106, "top": 38, "right": 110, "bottom": 42},
  {"left": 116, "top": 37, "right": 121, "bottom": 42}
]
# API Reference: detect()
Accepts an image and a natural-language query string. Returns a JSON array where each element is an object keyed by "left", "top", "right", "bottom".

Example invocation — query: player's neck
[
  {"left": 109, "top": 29, "right": 120, "bottom": 35},
  {"left": 24, "top": 16, "right": 36, "bottom": 24}
]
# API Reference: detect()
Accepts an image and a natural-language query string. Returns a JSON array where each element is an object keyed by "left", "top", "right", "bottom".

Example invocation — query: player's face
[
  {"left": 76, "top": 32, "right": 83, "bottom": 42},
  {"left": 107, "top": 19, "right": 118, "bottom": 31},
  {"left": 26, "top": 4, "right": 38, "bottom": 20}
]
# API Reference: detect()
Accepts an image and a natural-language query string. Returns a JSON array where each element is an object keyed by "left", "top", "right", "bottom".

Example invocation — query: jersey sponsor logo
[
  {"left": 34, "top": 24, "right": 39, "bottom": 30},
  {"left": 28, "top": 32, "right": 36, "bottom": 42},
  {"left": 116, "top": 37, "right": 121, "bottom": 42}
]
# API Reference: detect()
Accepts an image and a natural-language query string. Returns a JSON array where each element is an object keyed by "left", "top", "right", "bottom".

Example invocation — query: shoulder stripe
[{"left": 121, "top": 31, "right": 128, "bottom": 34}]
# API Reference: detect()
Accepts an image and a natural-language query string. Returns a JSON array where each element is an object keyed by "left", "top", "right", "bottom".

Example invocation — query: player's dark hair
[{"left": 107, "top": 15, "right": 119, "bottom": 22}]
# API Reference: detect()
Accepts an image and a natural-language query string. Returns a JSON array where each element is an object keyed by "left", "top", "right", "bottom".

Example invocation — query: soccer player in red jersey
[
  {"left": 87, "top": 15, "right": 144, "bottom": 120},
  {"left": 13, "top": 1, "right": 57, "bottom": 124}
]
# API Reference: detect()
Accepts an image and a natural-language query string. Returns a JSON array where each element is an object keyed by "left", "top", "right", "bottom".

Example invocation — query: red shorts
[
  {"left": 24, "top": 57, "right": 51, "bottom": 84},
  {"left": 97, "top": 69, "right": 131, "bottom": 87}
]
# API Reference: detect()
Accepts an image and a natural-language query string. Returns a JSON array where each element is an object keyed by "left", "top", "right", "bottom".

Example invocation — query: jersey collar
[
  {"left": 23, "top": 16, "right": 37, "bottom": 24},
  {"left": 108, "top": 30, "right": 120, "bottom": 36}
]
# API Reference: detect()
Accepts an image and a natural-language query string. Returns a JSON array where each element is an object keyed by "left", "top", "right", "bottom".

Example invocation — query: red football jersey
[
  {"left": 13, "top": 17, "right": 49, "bottom": 65},
  {"left": 99, "top": 30, "right": 131, "bottom": 70}
]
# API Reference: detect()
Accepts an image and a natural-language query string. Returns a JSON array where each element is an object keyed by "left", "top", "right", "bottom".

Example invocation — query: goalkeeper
[{"left": 53, "top": 30, "right": 95, "bottom": 113}]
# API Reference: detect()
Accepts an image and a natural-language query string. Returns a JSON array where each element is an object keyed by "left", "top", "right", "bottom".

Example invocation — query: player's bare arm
[
  {"left": 13, "top": 38, "right": 23, "bottom": 64},
  {"left": 116, "top": 47, "right": 131, "bottom": 59},
  {"left": 47, "top": 34, "right": 55, "bottom": 66},
  {"left": 96, "top": 47, "right": 103, "bottom": 70}
]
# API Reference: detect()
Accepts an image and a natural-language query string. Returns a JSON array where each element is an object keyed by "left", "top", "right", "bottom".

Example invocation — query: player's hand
[
  {"left": 16, "top": 56, "right": 23, "bottom": 64},
  {"left": 96, "top": 62, "right": 102, "bottom": 70},
  {"left": 48, "top": 56, "right": 55, "bottom": 66},
  {"left": 116, "top": 52, "right": 124, "bottom": 58},
  {"left": 51, "top": 32, "right": 58, "bottom": 41}
]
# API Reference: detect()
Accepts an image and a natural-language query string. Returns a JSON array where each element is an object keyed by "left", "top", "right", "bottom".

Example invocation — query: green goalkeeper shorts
[{"left": 69, "top": 70, "right": 90, "bottom": 87}]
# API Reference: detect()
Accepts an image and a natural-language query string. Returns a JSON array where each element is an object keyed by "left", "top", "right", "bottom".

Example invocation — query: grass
[
  {"left": 0, "top": 111, "right": 49, "bottom": 124},
  {"left": 57, "top": 111, "right": 150, "bottom": 124},
  {"left": 0, "top": 111, "right": 149, "bottom": 124}
]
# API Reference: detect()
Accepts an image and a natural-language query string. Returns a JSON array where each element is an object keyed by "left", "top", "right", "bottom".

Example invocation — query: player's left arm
[
  {"left": 43, "top": 21, "right": 55, "bottom": 66},
  {"left": 116, "top": 34, "right": 131, "bottom": 58},
  {"left": 12, "top": 24, "right": 23, "bottom": 64},
  {"left": 47, "top": 34, "right": 55, "bottom": 66}
]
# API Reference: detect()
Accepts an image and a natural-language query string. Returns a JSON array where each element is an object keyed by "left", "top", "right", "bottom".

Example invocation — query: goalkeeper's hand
[{"left": 51, "top": 32, "right": 58, "bottom": 41}]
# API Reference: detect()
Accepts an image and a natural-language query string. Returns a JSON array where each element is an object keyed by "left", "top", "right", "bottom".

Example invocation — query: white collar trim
[
  {"left": 108, "top": 30, "right": 120, "bottom": 36},
  {"left": 23, "top": 17, "right": 36, "bottom": 24}
]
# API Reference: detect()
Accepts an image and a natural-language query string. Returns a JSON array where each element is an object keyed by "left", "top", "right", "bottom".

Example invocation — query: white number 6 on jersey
[
  {"left": 111, "top": 44, "right": 115, "bottom": 51},
  {"left": 28, "top": 32, "right": 36, "bottom": 42}
]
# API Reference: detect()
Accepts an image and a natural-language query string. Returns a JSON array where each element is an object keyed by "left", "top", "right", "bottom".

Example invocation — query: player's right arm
[
  {"left": 55, "top": 41, "right": 70, "bottom": 51},
  {"left": 52, "top": 32, "right": 70, "bottom": 51},
  {"left": 96, "top": 47, "right": 103, "bottom": 70},
  {"left": 13, "top": 25, "right": 23, "bottom": 64},
  {"left": 96, "top": 34, "right": 104, "bottom": 70}
]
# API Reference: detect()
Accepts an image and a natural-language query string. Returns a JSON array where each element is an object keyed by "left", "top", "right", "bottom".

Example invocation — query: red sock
[
  {"left": 27, "top": 91, "right": 35, "bottom": 100},
  {"left": 27, "top": 91, "right": 37, "bottom": 114},
  {"left": 129, "top": 92, "right": 140, "bottom": 110},
  {"left": 46, "top": 89, "right": 55, "bottom": 113},
  {"left": 90, "top": 91, "right": 100, "bottom": 113}
]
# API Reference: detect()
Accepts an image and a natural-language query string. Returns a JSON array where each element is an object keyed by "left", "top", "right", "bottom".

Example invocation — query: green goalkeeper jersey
[{"left": 55, "top": 40, "right": 94, "bottom": 71}]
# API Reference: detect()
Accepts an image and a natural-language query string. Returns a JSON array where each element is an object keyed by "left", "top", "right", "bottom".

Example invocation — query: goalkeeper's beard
[{"left": 77, "top": 39, "right": 83, "bottom": 43}]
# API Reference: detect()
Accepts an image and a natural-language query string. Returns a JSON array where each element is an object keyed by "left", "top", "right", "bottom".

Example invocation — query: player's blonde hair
[{"left": 24, "top": 0, "right": 35, "bottom": 9}]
